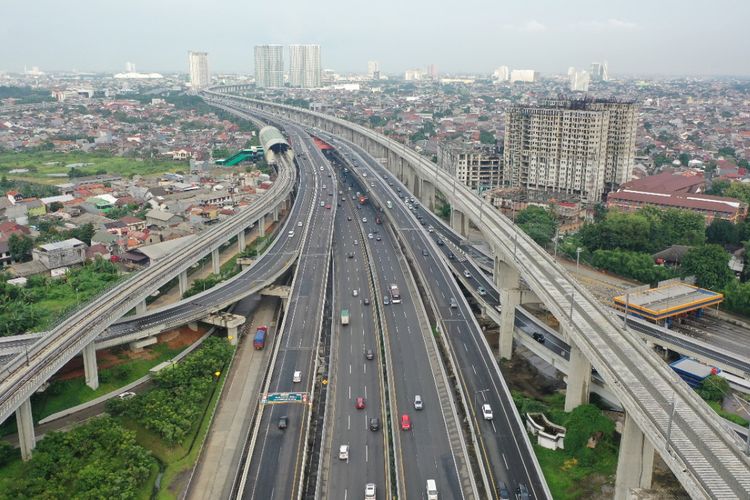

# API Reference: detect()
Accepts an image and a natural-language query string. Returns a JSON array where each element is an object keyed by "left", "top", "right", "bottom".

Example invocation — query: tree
[
  {"left": 479, "top": 129, "right": 496, "bottom": 145},
  {"left": 680, "top": 244, "right": 734, "bottom": 291},
  {"left": 48, "top": 201, "right": 64, "bottom": 213},
  {"left": 718, "top": 146, "right": 736, "bottom": 158},
  {"left": 697, "top": 375, "right": 729, "bottom": 402},
  {"left": 679, "top": 152, "right": 691, "bottom": 166},
  {"left": 706, "top": 179, "right": 730, "bottom": 196},
  {"left": 723, "top": 280, "right": 750, "bottom": 315},
  {"left": 706, "top": 219, "right": 741, "bottom": 246},
  {"left": 516, "top": 206, "right": 557, "bottom": 246},
  {"left": 564, "top": 404, "right": 615, "bottom": 457},
  {"left": 0, "top": 440, "right": 15, "bottom": 466},
  {"left": 723, "top": 183, "right": 750, "bottom": 206},
  {"left": 8, "top": 233, "right": 33, "bottom": 262}
]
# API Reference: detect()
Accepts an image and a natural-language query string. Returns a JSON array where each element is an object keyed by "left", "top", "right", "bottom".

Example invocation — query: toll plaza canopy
[
  {"left": 259, "top": 126, "right": 290, "bottom": 154},
  {"left": 613, "top": 283, "right": 723, "bottom": 323}
]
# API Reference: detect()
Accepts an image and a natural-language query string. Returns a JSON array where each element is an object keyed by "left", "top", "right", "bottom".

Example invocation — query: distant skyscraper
[
  {"left": 493, "top": 66, "right": 510, "bottom": 82},
  {"left": 510, "top": 69, "right": 538, "bottom": 83},
  {"left": 288, "top": 45, "right": 321, "bottom": 88},
  {"left": 367, "top": 61, "right": 380, "bottom": 79},
  {"left": 125, "top": 61, "right": 136, "bottom": 73},
  {"left": 188, "top": 51, "right": 210, "bottom": 90},
  {"left": 590, "top": 61, "right": 609, "bottom": 82},
  {"left": 502, "top": 98, "right": 637, "bottom": 203},
  {"left": 254, "top": 45, "right": 284, "bottom": 88},
  {"left": 569, "top": 69, "right": 590, "bottom": 92},
  {"left": 404, "top": 69, "right": 424, "bottom": 81},
  {"left": 426, "top": 64, "right": 438, "bottom": 80}
]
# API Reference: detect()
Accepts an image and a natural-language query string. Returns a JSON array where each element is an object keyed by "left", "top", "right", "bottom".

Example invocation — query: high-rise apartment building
[
  {"left": 438, "top": 144, "right": 501, "bottom": 192},
  {"left": 188, "top": 51, "right": 210, "bottom": 90},
  {"left": 288, "top": 44, "right": 321, "bottom": 88},
  {"left": 510, "top": 69, "right": 538, "bottom": 83},
  {"left": 367, "top": 60, "right": 380, "bottom": 79},
  {"left": 590, "top": 61, "right": 609, "bottom": 82},
  {"left": 493, "top": 66, "right": 510, "bottom": 82},
  {"left": 569, "top": 69, "right": 590, "bottom": 92},
  {"left": 502, "top": 98, "right": 637, "bottom": 203},
  {"left": 254, "top": 45, "right": 284, "bottom": 88}
]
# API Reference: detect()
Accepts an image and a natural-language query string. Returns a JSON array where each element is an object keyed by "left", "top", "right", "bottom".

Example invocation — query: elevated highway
[{"left": 204, "top": 89, "right": 750, "bottom": 499}]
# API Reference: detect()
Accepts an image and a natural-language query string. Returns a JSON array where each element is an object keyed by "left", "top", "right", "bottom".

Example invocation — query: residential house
[
  {"left": 145, "top": 209, "right": 183, "bottom": 227},
  {"left": 32, "top": 238, "right": 87, "bottom": 270}
]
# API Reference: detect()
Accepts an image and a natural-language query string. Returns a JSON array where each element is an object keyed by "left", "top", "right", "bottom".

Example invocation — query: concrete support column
[
  {"left": 83, "top": 341, "right": 99, "bottom": 390},
  {"left": 451, "top": 209, "right": 469, "bottom": 237},
  {"left": 211, "top": 248, "right": 220, "bottom": 275},
  {"left": 564, "top": 341, "right": 591, "bottom": 412},
  {"left": 273, "top": 206, "right": 280, "bottom": 222},
  {"left": 136, "top": 300, "right": 147, "bottom": 315},
  {"left": 257, "top": 215, "right": 266, "bottom": 237},
  {"left": 178, "top": 270, "right": 188, "bottom": 296},
  {"left": 238, "top": 230, "right": 246, "bottom": 253},
  {"left": 420, "top": 179, "right": 436, "bottom": 211},
  {"left": 495, "top": 258, "right": 521, "bottom": 360},
  {"left": 615, "top": 413, "right": 654, "bottom": 500},
  {"left": 412, "top": 169, "right": 421, "bottom": 198},
  {"left": 15, "top": 398, "right": 35, "bottom": 461},
  {"left": 227, "top": 325, "right": 239, "bottom": 346}
]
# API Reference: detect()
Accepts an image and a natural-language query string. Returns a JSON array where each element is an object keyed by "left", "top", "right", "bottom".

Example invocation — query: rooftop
[{"left": 613, "top": 283, "right": 724, "bottom": 321}]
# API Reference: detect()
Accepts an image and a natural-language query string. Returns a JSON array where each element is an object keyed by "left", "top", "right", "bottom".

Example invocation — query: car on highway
[
  {"left": 339, "top": 445, "right": 349, "bottom": 460},
  {"left": 420, "top": 220, "right": 426, "bottom": 225},
  {"left": 365, "top": 349, "right": 374, "bottom": 360},
  {"left": 463, "top": 270, "right": 472, "bottom": 279},
  {"left": 477, "top": 286, "right": 487, "bottom": 296},
  {"left": 428, "top": 226, "right": 434, "bottom": 233},
  {"left": 383, "top": 296, "right": 390, "bottom": 305},
  {"left": 118, "top": 391, "right": 136, "bottom": 400},
  {"left": 376, "top": 235, "right": 382, "bottom": 241},
  {"left": 363, "top": 297, "right": 370, "bottom": 305},
  {"left": 448, "top": 252, "right": 455, "bottom": 260},
  {"left": 355, "top": 397, "right": 366, "bottom": 409},
  {"left": 319, "top": 166, "right": 324, "bottom": 171},
  {"left": 422, "top": 249, "right": 429, "bottom": 256},
  {"left": 293, "top": 370, "right": 301, "bottom": 383},
  {"left": 320, "top": 201, "right": 325, "bottom": 207},
  {"left": 414, "top": 395, "right": 423, "bottom": 410},
  {"left": 436, "top": 239, "right": 444, "bottom": 246},
  {"left": 497, "top": 481, "right": 511, "bottom": 499},
  {"left": 354, "top": 240, "right": 358, "bottom": 245},
  {"left": 450, "top": 297, "right": 458, "bottom": 308},
  {"left": 368, "top": 233, "right": 373, "bottom": 239},
  {"left": 325, "top": 204, "right": 331, "bottom": 209},
  {"left": 362, "top": 217, "right": 367, "bottom": 223},
  {"left": 481, "top": 404, "right": 493, "bottom": 420},
  {"left": 532, "top": 332, "right": 545, "bottom": 343},
  {"left": 364, "top": 483, "right": 376, "bottom": 499},
  {"left": 288, "top": 231, "right": 294, "bottom": 238},
  {"left": 401, "top": 414, "right": 411, "bottom": 430},
  {"left": 278, "top": 416, "right": 288, "bottom": 429},
  {"left": 297, "top": 221, "right": 303, "bottom": 227},
  {"left": 347, "top": 216, "right": 352, "bottom": 221},
  {"left": 517, "top": 484, "right": 530, "bottom": 500},
  {"left": 369, "top": 417, "right": 380, "bottom": 431},
  {"left": 352, "top": 289, "right": 359, "bottom": 297},
  {"left": 348, "top": 252, "right": 355, "bottom": 259}
]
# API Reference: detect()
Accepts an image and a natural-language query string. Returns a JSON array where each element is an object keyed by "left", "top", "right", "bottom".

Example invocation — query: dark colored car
[
  {"left": 369, "top": 417, "right": 380, "bottom": 431},
  {"left": 532, "top": 332, "right": 545, "bottom": 343},
  {"left": 422, "top": 249, "right": 429, "bottom": 256},
  {"left": 448, "top": 252, "right": 455, "bottom": 260},
  {"left": 516, "top": 484, "right": 530, "bottom": 500},
  {"left": 278, "top": 416, "right": 288, "bottom": 430},
  {"left": 365, "top": 349, "right": 375, "bottom": 360},
  {"left": 498, "top": 481, "right": 511, "bottom": 499},
  {"left": 363, "top": 297, "right": 370, "bottom": 305},
  {"left": 436, "top": 239, "right": 444, "bottom": 246}
]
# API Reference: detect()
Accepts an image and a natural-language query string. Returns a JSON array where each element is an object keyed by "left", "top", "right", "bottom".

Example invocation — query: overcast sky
[{"left": 1, "top": 0, "right": 748, "bottom": 76}]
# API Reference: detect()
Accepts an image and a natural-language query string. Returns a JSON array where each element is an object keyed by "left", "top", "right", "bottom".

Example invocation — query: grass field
[{"left": 0, "top": 151, "right": 187, "bottom": 184}]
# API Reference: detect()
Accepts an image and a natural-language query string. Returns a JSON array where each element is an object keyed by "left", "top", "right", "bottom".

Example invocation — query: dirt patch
[
  {"left": 160, "top": 326, "right": 206, "bottom": 350},
  {"left": 168, "top": 468, "right": 192, "bottom": 497},
  {"left": 650, "top": 454, "right": 691, "bottom": 499},
  {"left": 499, "top": 352, "right": 562, "bottom": 399}
]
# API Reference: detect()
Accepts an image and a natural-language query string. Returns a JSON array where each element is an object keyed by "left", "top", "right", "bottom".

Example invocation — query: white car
[
  {"left": 362, "top": 217, "right": 368, "bottom": 223},
  {"left": 297, "top": 221, "right": 303, "bottom": 227},
  {"left": 414, "top": 395, "right": 423, "bottom": 410},
  {"left": 288, "top": 231, "right": 294, "bottom": 238},
  {"left": 118, "top": 391, "right": 136, "bottom": 400},
  {"left": 428, "top": 226, "right": 434, "bottom": 233},
  {"left": 368, "top": 233, "right": 374, "bottom": 239},
  {"left": 293, "top": 370, "right": 302, "bottom": 383},
  {"left": 320, "top": 166, "right": 324, "bottom": 171},
  {"left": 339, "top": 445, "right": 349, "bottom": 460},
  {"left": 463, "top": 270, "right": 472, "bottom": 279},
  {"left": 481, "top": 403, "right": 493, "bottom": 420},
  {"left": 320, "top": 201, "right": 325, "bottom": 207},
  {"left": 364, "top": 483, "right": 376, "bottom": 499},
  {"left": 353, "top": 289, "right": 359, "bottom": 297}
]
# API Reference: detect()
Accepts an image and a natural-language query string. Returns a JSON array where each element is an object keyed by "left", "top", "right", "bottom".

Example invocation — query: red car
[
  {"left": 401, "top": 414, "right": 411, "bottom": 430},
  {"left": 355, "top": 397, "right": 366, "bottom": 409},
  {"left": 325, "top": 204, "right": 332, "bottom": 209}
]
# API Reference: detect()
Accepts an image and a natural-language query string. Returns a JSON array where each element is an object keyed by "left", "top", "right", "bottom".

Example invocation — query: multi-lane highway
[
  {"left": 238, "top": 125, "right": 335, "bottom": 500},
  {"left": 329, "top": 135, "right": 547, "bottom": 498}
]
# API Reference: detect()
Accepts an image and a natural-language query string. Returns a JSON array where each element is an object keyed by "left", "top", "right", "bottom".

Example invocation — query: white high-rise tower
[
  {"left": 288, "top": 45, "right": 321, "bottom": 88},
  {"left": 188, "top": 51, "right": 210, "bottom": 90},
  {"left": 254, "top": 45, "right": 284, "bottom": 88}
]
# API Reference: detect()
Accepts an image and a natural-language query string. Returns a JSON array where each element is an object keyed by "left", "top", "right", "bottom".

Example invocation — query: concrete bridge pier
[
  {"left": 494, "top": 256, "right": 535, "bottom": 359},
  {"left": 451, "top": 209, "right": 470, "bottom": 237},
  {"left": 178, "top": 270, "right": 188, "bottom": 296},
  {"left": 257, "top": 215, "right": 266, "bottom": 237},
  {"left": 16, "top": 398, "right": 35, "bottom": 461},
  {"left": 211, "top": 248, "right": 221, "bottom": 275},
  {"left": 273, "top": 206, "right": 280, "bottom": 222},
  {"left": 615, "top": 413, "right": 655, "bottom": 500},
  {"left": 564, "top": 339, "right": 591, "bottom": 411},
  {"left": 83, "top": 341, "right": 99, "bottom": 390},
  {"left": 136, "top": 300, "right": 147, "bottom": 315},
  {"left": 420, "top": 179, "right": 436, "bottom": 211},
  {"left": 238, "top": 230, "right": 246, "bottom": 253}
]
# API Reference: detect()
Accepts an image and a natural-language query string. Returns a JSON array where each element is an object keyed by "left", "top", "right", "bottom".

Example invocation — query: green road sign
[{"left": 262, "top": 392, "right": 308, "bottom": 404}]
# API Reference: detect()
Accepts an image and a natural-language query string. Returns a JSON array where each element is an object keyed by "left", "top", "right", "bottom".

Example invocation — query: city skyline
[{"left": 1, "top": 0, "right": 749, "bottom": 76}]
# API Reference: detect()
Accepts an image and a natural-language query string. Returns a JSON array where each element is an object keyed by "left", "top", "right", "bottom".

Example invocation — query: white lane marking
[
  {"left": 348, "top": 414, "right": 351, "bottom": 430},
  {"left": 348, "top": 385, "right": 351, "bottom": 399},
  {"left": 349, "top": 364, "right": 352, "bottom": 375},
  {"left": 503, "top": 453, "right": 509, "bottom": 470},
  {"left": 463, "top": 342, "right": 468, "bottom": 352},
  {"left": 366, "top": 445, "right": 369, "bottom": 463},
  {"left": 491, "top": 420, "right": 497, "bottom": 433},
  {"left": 472, "top": 364, "right": 477, "bottom": 375},
  {"left": 364, "top": 385, "right": 368, "bottom": 399}
]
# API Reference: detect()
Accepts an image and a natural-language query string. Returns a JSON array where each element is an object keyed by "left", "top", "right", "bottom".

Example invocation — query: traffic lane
[
  {"left": 365, "top": 205, "right": 462, "bottom": 499},
  {"left": 328, "top": 199, "right": 385, "bottom": 497}
]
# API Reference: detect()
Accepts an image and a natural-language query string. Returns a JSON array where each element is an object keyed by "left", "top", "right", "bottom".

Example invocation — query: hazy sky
[{"left": 1, "top": 0, "right": 749, "bottom": 76}]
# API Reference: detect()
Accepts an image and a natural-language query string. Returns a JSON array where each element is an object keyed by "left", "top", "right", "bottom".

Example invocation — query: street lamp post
[{"left": 576, "top": 247, "right": 583, "bottom": 272}]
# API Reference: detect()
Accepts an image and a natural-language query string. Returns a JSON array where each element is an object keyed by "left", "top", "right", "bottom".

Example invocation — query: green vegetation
[
  {"left": 512, "top": 392, "right": 618, "bottom": 499},
  {"left": 694, "top": 375, "right": 749, "bottom": 426},
  {"left": 0, "top": 258, "right": 122, "bottom": 336},
  {"left": 7, "top": 233, "right": 33, "bottom": 262},
  {"left": 107, "top": 338, "right": 233, "bottom": 445},
  {"left": 0, "top": 176, "right": 60, "bottom": 198},
  {"left": 516, "top": 206, "right": 557, "bottom": 246},
  {"left": 479, "top": 129, "right": 496, "bottom": 145},
  {"left": 0, "top": 86, "right": 54, "bottom": 105},
  {"left": 591, "top": 249, "right": 675, "bottom": 285},
  {"left": 681, "top": 244, "right": 735, "bottom": 291},
  {"left": 0, "top": 151, "right": 186, "bottom": 184},
  {"left": 0, "top": 417, "right": 154, "bottom": 500},
  {"left": 183, "top": 274, "right": 224, "bottom": 298}
]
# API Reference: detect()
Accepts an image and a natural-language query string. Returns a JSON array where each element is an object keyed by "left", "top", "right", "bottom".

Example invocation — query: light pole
[
  {"left": 576, "top": 247, "right": 583, "bottom": 272},
  {"left": 665, "top": 391, "right": 677, "bottom": 455}
]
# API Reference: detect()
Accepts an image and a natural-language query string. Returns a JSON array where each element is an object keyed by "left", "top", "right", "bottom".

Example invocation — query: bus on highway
[
  {"left": 341, "top": 309, "right": 350, "bottom": 325},
  {"left": 389, "top": 284, "right": 401, "bottom": 304},
  {"left": 253, "top": 326, "right": 268, "bottom": 349}
]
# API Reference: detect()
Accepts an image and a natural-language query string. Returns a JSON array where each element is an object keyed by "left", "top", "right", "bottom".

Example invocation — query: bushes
[
  {"left": 591, "top": 249, "right": 674, "bottom": 284},
  {"left": 2, "top": 417, "right": 152, "bottom": 499},
  {"left": 107, "top": 338, "right": 233, "bottom": 445}
]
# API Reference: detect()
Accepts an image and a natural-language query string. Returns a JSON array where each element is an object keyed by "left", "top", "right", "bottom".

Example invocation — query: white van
[
  {"left": 293, "top": 370, "right": 302, "bottom": 383},
  {"left": 339, "top": 444, "right": 349, "bottom": 460},
  {"left": 426, "top": 479, "right": 438, "bottom": 500}
]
